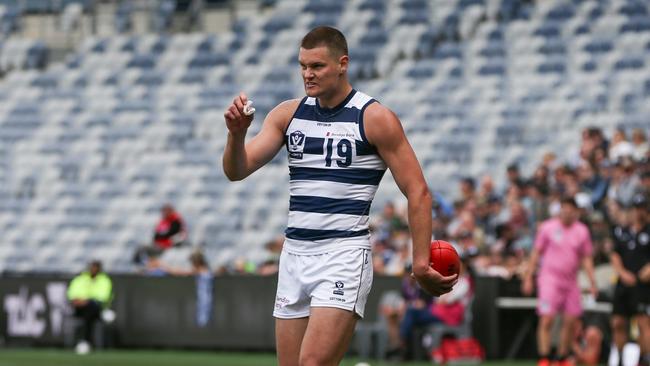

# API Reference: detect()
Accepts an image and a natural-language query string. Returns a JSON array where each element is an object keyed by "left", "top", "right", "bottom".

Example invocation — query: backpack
[{"left": 431, "top": 337, "right": 485, "bottom": 364}]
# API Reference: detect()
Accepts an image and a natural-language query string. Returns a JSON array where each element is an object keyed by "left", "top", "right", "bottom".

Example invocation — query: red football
[{"left": 429, "top": 240, "right": 461, "bottom": 276}]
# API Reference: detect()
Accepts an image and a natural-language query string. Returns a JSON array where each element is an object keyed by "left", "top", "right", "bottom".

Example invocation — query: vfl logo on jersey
[
  {"left": 288, "top": 130, "right": 306, "bottom": 159},
  {"left": 333, "top": 281, "right": 344, "bottom": 296}
]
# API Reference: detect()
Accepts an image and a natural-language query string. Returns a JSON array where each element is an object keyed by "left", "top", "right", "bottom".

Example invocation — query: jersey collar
[{"left": 315, "top": 89, "right": 356, "bottom": 117}]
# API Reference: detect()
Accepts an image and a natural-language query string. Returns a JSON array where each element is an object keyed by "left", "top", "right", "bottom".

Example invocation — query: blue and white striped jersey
[{"left": 284, "top": 89, "right": 387, "bottom": 254}]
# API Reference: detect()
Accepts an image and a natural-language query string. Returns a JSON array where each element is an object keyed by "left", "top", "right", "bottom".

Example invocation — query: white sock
[
  {"left": 622, "top": 343, "right": 640, "bottom": 366},
  {"left": 608, "top": 344, "right": 619, "bottom": 366}
]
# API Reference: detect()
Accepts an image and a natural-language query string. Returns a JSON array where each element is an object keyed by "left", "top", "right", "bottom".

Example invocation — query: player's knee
[
  {"left": 539, "top": 316, "right": 554, "bottom": 330},
  {"left": 299, "top": 351, "right": 333, "bottom": 366}
]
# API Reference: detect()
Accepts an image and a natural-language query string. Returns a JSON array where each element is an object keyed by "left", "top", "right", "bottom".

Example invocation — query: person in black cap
[{"left": 609, "top": 193, "right": 650, "bottom": 366}]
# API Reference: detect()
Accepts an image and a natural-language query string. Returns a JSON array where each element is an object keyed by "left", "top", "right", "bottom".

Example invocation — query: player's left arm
[
  {"left": 364, "top": 103, "right": 456, "bottom": 296},
  {"left": 581, "top": 256, "right": 598, "bottom": 298}
]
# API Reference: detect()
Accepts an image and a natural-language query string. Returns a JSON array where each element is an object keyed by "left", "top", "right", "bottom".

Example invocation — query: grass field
[{"left": 0, "top": 349, "right": 535, "bottom": 366}]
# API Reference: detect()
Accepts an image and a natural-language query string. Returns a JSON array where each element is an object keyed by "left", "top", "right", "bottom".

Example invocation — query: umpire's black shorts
[{"left": 612, "top": 282, "right": 650, "bottom": 317}]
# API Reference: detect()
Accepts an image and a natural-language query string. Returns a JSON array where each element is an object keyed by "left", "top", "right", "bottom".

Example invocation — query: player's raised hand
[
  {"left": 224, "top": 92, "right": 254, "bottom": 134},
  {"left": 412, "top": 266, "right": 458, "bottom": 297}
]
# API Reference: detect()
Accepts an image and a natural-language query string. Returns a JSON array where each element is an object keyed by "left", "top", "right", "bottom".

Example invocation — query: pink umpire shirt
[{"left": 534, "top": 217, "right": 593, "bottom": 282}]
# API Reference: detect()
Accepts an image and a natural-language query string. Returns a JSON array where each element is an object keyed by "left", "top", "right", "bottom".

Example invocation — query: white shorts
[{"left": 273, "top": 247, "right": 373, "bottom": 319}]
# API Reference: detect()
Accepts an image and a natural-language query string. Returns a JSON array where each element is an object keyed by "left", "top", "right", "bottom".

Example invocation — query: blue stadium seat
[
  {"left": 584, "top": 40, "right": 613, "bottom": 54},
  {"left": 478, "top": 63, "right": 505, "bottom": 76},
  {"left": 537, "top": 61, "right": 566, "bottom": 74},
  {"left": 620, "top": 17, "right": 650, "bottom": 33},
  {"left": 538, "top": 41, "right": 566, "bottom": 55},
  {"left": 618, "top": 2, "right": 648, "bottom": 17},
  {"left": 614, "top": 58, "right": 644, "bottom": 70},
  {"left": 534, "top": 24, "right": 561, "bottom": 38},
  {"left": 545, "top": 4, "right": 575, "bottom": 22},
  {"left": 127, "top": 54, "right": 156, "bottom": 69}
]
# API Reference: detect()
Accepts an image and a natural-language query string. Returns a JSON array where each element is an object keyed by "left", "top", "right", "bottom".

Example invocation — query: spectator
[
  {"left": 458, "top": 177, "right": 477, "bottom": 205},
  {"left": 577, "top": 160, "right": 609, "bottom": 209},
  {"left": 506, "top": 163, "right": 524, "bottom": 191},
  {"left": 154, "top": 204, "right": 187, "bottom": 250},
  {"left": 398, "top": 264, "right": 433, "bottom": 359},
  {"left": 522, "top": 198, "right": 598, "bottom": 366},
  {"left": 399, "top": 259, "right": 473, "bottom": 359},
  {"left": 541, "top": 152, "right": 558, "bottom": 171},
  {"left": 526, "top": 182, "right": 550, "bottom": 228},
  {"left": 608, "top": 158, "right": 641, "bottom": 209},
  {"left": 531, "top": 165, "right": 551, "bottom": 196},
  {"left": 609, "top": 194, "right": 650, "bottom": 366},
  {"left": 141, "top": 249, "right": 170, "bottom": 276},
  {"left": 169, "top": 251, "right": 214, "bottom": 327},
  {"left": 67, "top": 260, "right": 113, "bottom": 354},
  {"left": 552, "top": 165, "right": 573, "bottom": 197},
  {"left": 572, "top": 318, "right": 605, "bottom": 366},
  {"left": 639, "top": 171, "right": 650, "bottom": 197},
  {"left": 377, "top": 290, "right": 406, "bottom": 360},
  {"left": 610, "top": 128, "right": 635, "bottom": 163},
  {"left": 134, "top": 204, "right": 188, "bottom": 266},
  {"left": 258, "top": 236, "right": 283, "bottom": 275},
  {"left": 631, "top": 129, "right": 649, "bottom": 162},
  {"left": 477, "top": 175, "right": 498, "bottom": 205}
]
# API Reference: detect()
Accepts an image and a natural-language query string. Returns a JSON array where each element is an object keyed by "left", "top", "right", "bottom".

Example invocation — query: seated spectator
[
  {"left": 258, "top": 236, "right": 283, "bottom": 275},
  {"left": 577, "top": 160, "right": 609, "bottom": 209},
  {"left": 477, "top": 174, "right": 499, "bottom": 206},
  {"left": 572, "top": 318, "right": 604, "bottom": 366},
  {"left": 399, "top": 260, "right": 474, "bottom": 358},
  {"left": 154, "top": 204, "right": 187, "bottom": 250},
  {"left": 67, "top": 260, "right": 113, "bottom": 354},
  {"left": 607, "top": 157, "right": 641, "bottom": 208},
  {"left": 170, "top": 251, "right": 214, "bottom": 326},
  {"left": 379, "top": 289, "right": 407, "bottom": 359},
  {"left": 141, "top": 249, "right": 170, "bottom": 276},
  {"left": 631, "top": 128, "right": 649, "bottom": 162},
  {"left": 133, "top": 204, "right": 187, "bottom": 266},
  {"left": 477, "top": 222, "right": 517, "bottom": 277},
  {"left": 506, "top": 163, "right": 525, "bottom": 191},
  {"left": 457, "top": 177, "right": 477, "bottom": 205},
  {"left": 609, "top": 128, "right": 635, "bottom": 162}
]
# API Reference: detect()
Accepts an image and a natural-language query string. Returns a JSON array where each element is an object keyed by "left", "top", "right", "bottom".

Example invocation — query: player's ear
[{"left": 339, "top": 55, "right": 349, "bottom": 75}]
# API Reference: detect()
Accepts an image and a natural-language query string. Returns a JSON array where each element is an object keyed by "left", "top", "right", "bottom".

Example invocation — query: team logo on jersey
[
  {"left": 288, "top": 130, "right": 306, "bottom": 159},
  {"left": 333, "top": 281, "right": 344, "bottom": 296}
]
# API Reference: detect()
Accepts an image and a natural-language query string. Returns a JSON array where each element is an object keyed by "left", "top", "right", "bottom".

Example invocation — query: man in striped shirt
[{"left": 223, "top": 26, "right": 457, "bottom": 366}]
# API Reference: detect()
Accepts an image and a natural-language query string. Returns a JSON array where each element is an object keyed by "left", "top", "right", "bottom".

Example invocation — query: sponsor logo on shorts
[
  {"left": 329, "top": 297, "right": 345, "bottom": 302},
  {"left": 333, "top": 281, "right": 344, "bottom": 296},
  {"left": 275, "top": 296, "right": 290, "bottom": 309}
]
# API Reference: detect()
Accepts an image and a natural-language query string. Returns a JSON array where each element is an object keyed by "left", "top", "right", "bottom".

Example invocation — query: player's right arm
[
  {"left": 222, "top": 93, "right": 300, "bottom": 181},
  {"left": 363, "top": 103, "right": 456, "bottom": 296},
  {"left": 522, "top": 247, "right": 540, "bottom": 295}
]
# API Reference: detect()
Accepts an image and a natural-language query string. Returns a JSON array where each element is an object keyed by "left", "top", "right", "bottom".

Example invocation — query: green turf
[{"left": 0, "top": 349, "right": 535, "bottom": 366}]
